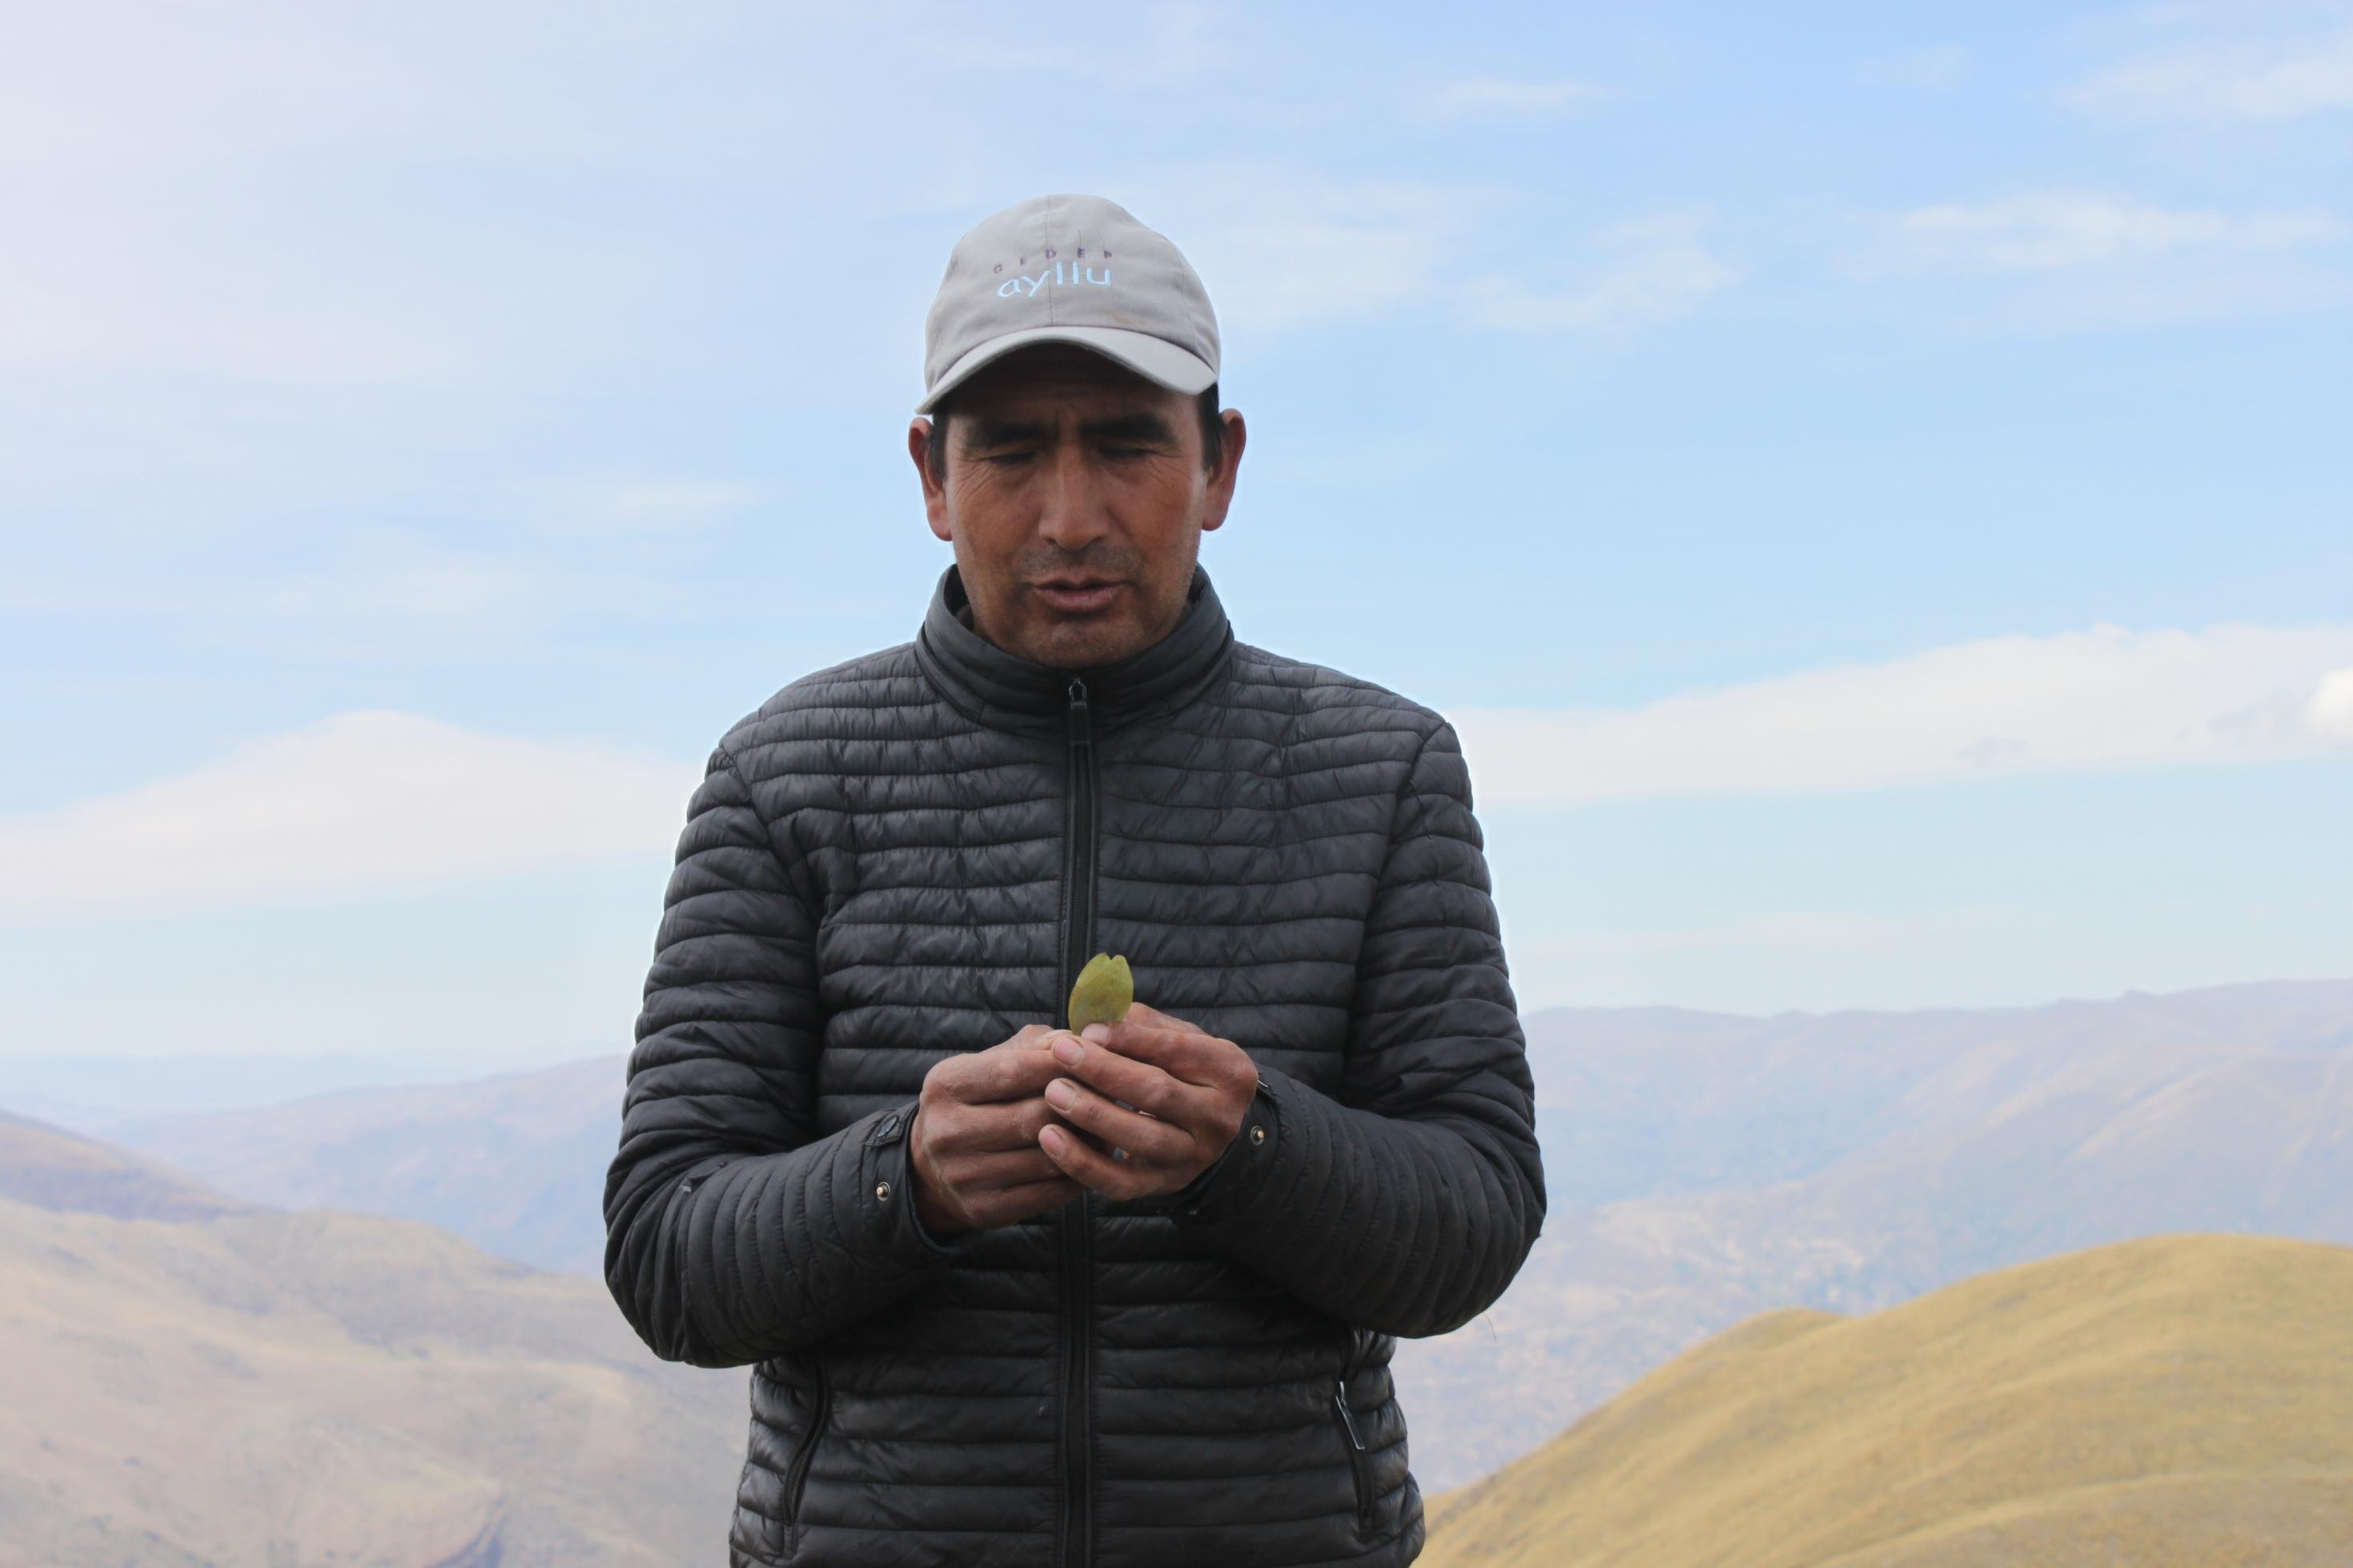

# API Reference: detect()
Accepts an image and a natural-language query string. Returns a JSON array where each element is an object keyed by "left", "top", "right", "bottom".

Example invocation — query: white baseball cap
[{"left": 916, "top": 192, "right": 1221, "bottom": 415}]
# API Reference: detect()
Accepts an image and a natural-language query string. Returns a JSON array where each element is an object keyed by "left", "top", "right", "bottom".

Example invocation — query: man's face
[{"left": 909, "top": 342, "right": 1244, "bottom": 670}]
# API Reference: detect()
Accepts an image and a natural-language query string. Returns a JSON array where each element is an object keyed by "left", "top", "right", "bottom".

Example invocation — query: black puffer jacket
[{"left": 604, "top": 561, "right": 1544, "bottom": 1567}]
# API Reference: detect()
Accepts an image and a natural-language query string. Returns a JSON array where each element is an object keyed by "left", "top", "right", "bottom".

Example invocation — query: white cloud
[
  {"left": 1837, "top": 189, "right": 2351, "bottom": 330},
  {"left": 1450, "top": 624, "right": 2353, "bottom": 808},
  {"left": 2307, "top": 667, "right": 2353, "bottom": 742},
  {"left": 0, "top": 4, "right": 663, "bottom": 387},
  {"left": 1415, "top": 77, "right": 1608, "bottom": 122},
  {"left": 1857, "top": 44, "right": 1972, "bottom": 91},
  {"left": 254, "top": 563, "right": 542, "bottom": 622},
  {"left": 906, "top": 2, "right": 1223, "bottom": 84},
  {"left": 1132, "top": 165, "right": 1737, "bottom": 344},
  {"left": 1456, "top": 207, "right": 1741, "bottom": 335},
  {"left": 524, "top": 479, "right": 761, "bottom": 536},
  {"left": 0, "top": 712, "right": 698, "bottom": 918},
  {"left": 1207, "top": 207, "right": 1458, "bottom": 330},
  {"left": 37, "top": 634, "right": 2343, "bottom": 919},
  {"left": 1857, "top": 190, "right": 2343, "bottom": 275},
  {"left": 0, "top": 569, "right": 528, "bottom": 625},
  {"left": 0, "top": 252, "right": 479, "bottom": 385},
  {"left": 1150, "top": 169, "right": 1520, "bottom": 339},
  {"left": 0, "top": 532, "right": 548, "bottom": 628},
  {"left": 2066, "top": 21, "right": 2353, "bottom": 121}
]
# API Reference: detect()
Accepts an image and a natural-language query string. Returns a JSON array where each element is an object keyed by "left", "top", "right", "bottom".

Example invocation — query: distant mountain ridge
[
  {"left": 0, "top": 1109, "right": 253, "bottom": 1222},
  {"left": 1419, "top": 1232, "right": 2353, "bottom": 1566},
  {"left": 1397, "top": 976, "right": 2353, "bottom": 1483},
  {"left": 22, "top": 1110, "right": 2347, "bottom": 1563},
  {"left": 115, "top": 1055, "right": 626, "bottom": 1275},
  {"left": 102, "top": 976, "right": 2353, "bottom": 1487},
  {"left": 0, "top": 1045, "right": 594, "bottom": 1133},
  {"left": 1521, "top": 976, "right": 2353, "bottom": 1206},
  {"left": 0, "top": 1109, "right": 748, "bottom": 1565}
]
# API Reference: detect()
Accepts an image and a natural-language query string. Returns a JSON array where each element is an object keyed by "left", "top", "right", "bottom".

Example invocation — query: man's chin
[{"left": 1023, "top": 618, "right": 1140, "bottom": 670}]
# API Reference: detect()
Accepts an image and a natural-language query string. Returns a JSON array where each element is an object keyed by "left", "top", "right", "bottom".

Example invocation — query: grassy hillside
[
  {"left": 0, "top": 1109, "right": 254, "bottom": 1221},
  {"left": 1399, "top": 978, "right": 2353, "bottom": 1484},
  {"left": 1420, "top": 1232, "right": 2353, "bottom": 1566},
  {"left": 106, "top": 980, "right": 2353, "bottom": 1487},
  {"left": 0, "top": 1113, "right": 749, "bottom": 1566}
]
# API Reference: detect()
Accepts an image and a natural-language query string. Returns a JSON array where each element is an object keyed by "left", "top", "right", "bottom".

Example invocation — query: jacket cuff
[
  {"left": 1152, "top": 1069, "right": 1284, "bottom": 1225},
  {"left": 856, "top": 1099, "right": 976, "bottom": 1261}
]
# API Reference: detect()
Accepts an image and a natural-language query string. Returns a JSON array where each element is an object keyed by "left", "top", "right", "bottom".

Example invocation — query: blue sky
[{"left": 3, "top": 0, "right": 2348, "bottom": 1073}]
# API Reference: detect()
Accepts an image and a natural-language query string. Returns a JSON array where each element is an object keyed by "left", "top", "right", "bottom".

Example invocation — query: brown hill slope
[
  {"left": 0, "top": 1108, "right": 253, "bottom": 1221},
  {"left": 1399, "top": 977, "right": 2353, "bottom": 1485},
  {"left": 114, "top": 1053, "right": 625, "bottom": 1274},
  {"left": 1419, "top": 1232, "right": 2353, "bottom": 1567},
  {"left": 0, "top": 1113, "right": 749, "bottom": 1566},
  {"left": 106, "top": 979, "right": 2353, "bottom": 1488}
]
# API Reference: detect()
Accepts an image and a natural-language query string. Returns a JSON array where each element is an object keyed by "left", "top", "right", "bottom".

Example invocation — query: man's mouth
[{"left": 1034, "top": 579, "right": 1123, "bottom": 612}]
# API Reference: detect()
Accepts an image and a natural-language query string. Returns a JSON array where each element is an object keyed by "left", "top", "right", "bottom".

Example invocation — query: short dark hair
[{"left": 928, "top": 383, "right": 1223, "bottom": 485}]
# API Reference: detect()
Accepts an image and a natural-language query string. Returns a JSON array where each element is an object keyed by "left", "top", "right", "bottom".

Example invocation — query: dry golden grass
[
  {"left": 0, "top": 1117, "right": 749, "bottom": 1566},
  {"left": 1419, "top": 1232, "right": 2353, "bottom": 1567}
]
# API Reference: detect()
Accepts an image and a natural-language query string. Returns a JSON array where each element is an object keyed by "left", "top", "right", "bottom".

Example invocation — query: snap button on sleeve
[{"left": 876, "top": 1180, "right": 893, "bottom": 1202}]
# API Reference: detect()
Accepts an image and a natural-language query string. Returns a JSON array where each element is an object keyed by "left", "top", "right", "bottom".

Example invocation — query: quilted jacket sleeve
[
  {"left": 1158, "top": 718, "right": 1545, "bottom": 1338},
  {"left": 602, "top": 744, "right": 968, "bottom": 1369}
]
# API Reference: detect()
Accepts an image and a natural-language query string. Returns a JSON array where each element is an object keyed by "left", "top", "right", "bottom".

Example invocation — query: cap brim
[{"left": 916, "top": 326, "right": 1216, "bottom": 414}]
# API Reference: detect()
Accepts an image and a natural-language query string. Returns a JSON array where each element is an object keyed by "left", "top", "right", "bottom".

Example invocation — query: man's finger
[
  {"left": 1037, "top": 1122, "right": 1160, "bottom": 1201},
  {"left": 937, "top": 1042, "right": 1069, "bottom": 1104},
  {"left": 946, "top": 1094, "right": 1084, "bottom": 1153},
  {"left": 1088, "top": 1021, "right": 1253, "bottom": 1094},
  {"left": 1052, "top": 1037, "right": 1205, "bottom": 1124},
  {"left": 1042, "top": 1076, "right": 1197, "bottom": 1167},
  {"left": 1118, "top": 1001, "right": 1207, "bottom": 1036}
]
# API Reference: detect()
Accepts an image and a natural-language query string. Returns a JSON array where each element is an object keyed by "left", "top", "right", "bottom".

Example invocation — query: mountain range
[
  {"left": 0, "top": 1110, "right": 748, "bottom": 1565},
  {"left": 94, "top": 975, "right": 2353, "bottom": 1489},
  {"left": 1419, "top": 1231, "right": 2353, "bottom": 1565}
]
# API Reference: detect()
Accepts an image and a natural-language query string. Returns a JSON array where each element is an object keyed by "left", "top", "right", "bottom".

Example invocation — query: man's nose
[{"left": 1034, "top": 443, "right": 1112, "bottom": 549}]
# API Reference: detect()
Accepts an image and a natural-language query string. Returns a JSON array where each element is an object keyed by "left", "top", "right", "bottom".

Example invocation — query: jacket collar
[{"left": 915, "top": 560, "right": 1235, "bottom": 734}]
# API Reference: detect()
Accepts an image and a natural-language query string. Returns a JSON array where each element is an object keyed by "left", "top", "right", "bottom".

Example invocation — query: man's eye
[
  {"left": 984, "top": 453, "right": 1033, "bottom": 466},
  {"left": 1102, "top": 447, "right": 1148, "bottom": 459}
]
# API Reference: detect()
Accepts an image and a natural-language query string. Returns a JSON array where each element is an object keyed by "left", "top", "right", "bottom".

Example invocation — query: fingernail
[
  {"left": 1052, "top": 1036, "right": 1083, "bottom": 1065},
  {"left": 1039, "top": 1125, "right": 1065, "bottom": 1153},
  {"left": 1045, "top": 1080, "right": 1076, "bottom": 1109},
  {"left": 1082, "top": 1024, "right": 1110, "bottom": 1044}
]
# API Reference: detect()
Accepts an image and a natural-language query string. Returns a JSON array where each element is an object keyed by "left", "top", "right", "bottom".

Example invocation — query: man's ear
[
  {"left": 910, "top": 417, "right": 951, "bottom": 543},
  {"left": 1199, "top": 408, "right": 1246, "bottom": 535}
]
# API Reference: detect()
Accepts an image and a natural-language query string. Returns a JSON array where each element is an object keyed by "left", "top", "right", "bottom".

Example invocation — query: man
[{"left": 604, "top": 192, "right": 1544, "bottom": 1568}]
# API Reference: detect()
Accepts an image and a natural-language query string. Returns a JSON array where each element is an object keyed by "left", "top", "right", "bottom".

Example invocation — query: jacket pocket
[
  {"left": 1329, "top": 1377, "right": 1375, "bottom": 1534},
  {"left": 1331, "top": 1327, "right": 1375, "bottom": 1534},
  {"left": 783, "top": 1353, "right": 832, "bottom": 1556}
]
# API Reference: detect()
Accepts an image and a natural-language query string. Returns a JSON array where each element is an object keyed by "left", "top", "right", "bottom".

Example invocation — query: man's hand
[
  {"left": 1034, "top": 1002, "right": 1260, "bottom": 1201},
  {"left": 909, "top": 1026, "right": 1091, "bottom": 1237}
]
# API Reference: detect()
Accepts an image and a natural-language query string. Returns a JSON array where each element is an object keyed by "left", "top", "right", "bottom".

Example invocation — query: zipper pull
[
  {"left": 1333, "top": 1383, "right": 1365, "bottom": 1450},
  {"left": 1067, "top": 676, "right": 1091, "bottom": 748}
]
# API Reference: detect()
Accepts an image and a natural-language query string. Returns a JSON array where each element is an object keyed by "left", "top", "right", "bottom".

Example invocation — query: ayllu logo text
[{"left": 994, "top": 247, "right": 1113, "bottom": 299}]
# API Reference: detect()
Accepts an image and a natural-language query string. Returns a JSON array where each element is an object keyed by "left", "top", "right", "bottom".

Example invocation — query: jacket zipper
[
  {"left": 1059, "top": 674, "right": 1098, "bottom": 1568},
  {"left": 1331, "top": 1338, "right": 1375, "bottom": 1534},
  {"left": 784, "top": 1352, "right": 829, "bottom": 1553}
]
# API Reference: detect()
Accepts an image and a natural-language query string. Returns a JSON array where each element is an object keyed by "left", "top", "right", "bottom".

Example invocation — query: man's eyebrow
[
  {"left": 1078, "top": 411, "right": 1179, "bottom": 444},
  {"left": 962, "top": 417, "right": 1050, "bottom": 449},
  {"left": 960, "top": 411, "right": 1180, "bottom": 448}
]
